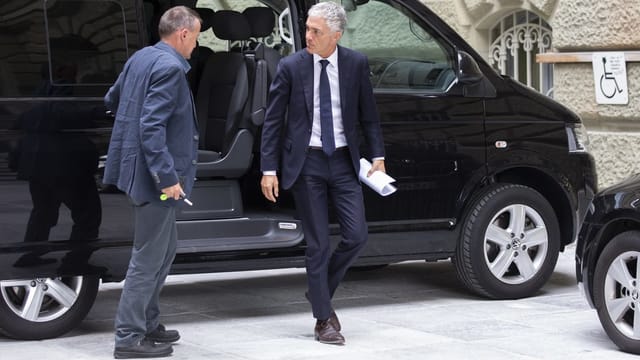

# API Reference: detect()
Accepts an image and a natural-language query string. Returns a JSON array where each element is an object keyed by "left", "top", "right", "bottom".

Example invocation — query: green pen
[{"left": 160, "top": 192, "right": 193, "bottom": 206}]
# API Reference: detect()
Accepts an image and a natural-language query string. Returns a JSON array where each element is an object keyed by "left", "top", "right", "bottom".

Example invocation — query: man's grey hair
[
  {"left": 308, "top": 2, "right": 347, "bottom": 33},
  {"left": 158, "top": 6, "right": 201, "bottom": 38}
]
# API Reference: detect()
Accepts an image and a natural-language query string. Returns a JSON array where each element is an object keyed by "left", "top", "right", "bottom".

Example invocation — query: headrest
[
  {"left": 242, "top": 7, "right": 275, "bottom": 38},
  {"left": 195, "top": 8, "right": 215, "bottom": 32},
  {"left": 211, "top": 10, "right": 251, "bottom": 41}
]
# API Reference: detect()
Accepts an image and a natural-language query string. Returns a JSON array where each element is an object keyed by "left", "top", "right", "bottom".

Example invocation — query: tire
[
  {"left": 453, "top": 183, "right": 560, "bottom": 299},
  {"left": 0, "top": 275, "right": 99, "bottom": 340},
  {"left": 593, "top": 231, "right": 640, "bottom": 355}
]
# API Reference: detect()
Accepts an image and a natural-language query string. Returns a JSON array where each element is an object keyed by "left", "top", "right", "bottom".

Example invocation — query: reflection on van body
[{"left": 0, "top": 0, "right": 137, "bottom": 252}]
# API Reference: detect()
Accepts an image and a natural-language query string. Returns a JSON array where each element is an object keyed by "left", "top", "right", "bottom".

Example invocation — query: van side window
[
  {"left": 0, "top": 0, "right": 135, "bottom": 97},
  {"left": 339, "top": 0, "right": 456, "bottom": 92}
]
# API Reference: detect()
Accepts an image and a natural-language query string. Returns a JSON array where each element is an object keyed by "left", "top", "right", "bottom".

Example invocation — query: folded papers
[{"left": 359, "top": 158, "right": 397, "bottom": 196}]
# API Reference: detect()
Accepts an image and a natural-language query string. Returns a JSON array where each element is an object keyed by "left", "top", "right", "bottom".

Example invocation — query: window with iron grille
[{"left": 488, "top": 10, "right": 553, "bottom": 96}]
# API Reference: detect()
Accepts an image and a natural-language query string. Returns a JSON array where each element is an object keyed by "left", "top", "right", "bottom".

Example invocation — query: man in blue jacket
[{"left": 103, "top": 6, "right": 200, "bottom": 359}]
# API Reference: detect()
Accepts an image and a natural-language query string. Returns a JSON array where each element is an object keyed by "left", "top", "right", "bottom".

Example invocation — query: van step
[{"left": 176, "top": 215, "right": 303, "bottom": 253}]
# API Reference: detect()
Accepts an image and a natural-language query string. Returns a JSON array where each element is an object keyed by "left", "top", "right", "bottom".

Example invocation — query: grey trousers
[{"left": 114, "top": 202, "right": 177, "bottom": 347}]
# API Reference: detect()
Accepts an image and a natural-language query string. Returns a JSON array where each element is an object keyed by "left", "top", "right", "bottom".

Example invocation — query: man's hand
[
  {"left": 161, "top": 183, "right": 184, "bottom": 200},
  {"left": 261, "top": 175, "right": 279, "bottom": 203},
  {"left": 368, "top": 159, "right": 386, "bottom": 177}
]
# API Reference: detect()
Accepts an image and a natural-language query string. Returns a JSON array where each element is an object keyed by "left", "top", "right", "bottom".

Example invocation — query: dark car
[
  {"left": 0, "top": 0, "right": 596, "bottom": 340},
  {"left": 577, "top": 174, "right": 640, "bottom": 354}
]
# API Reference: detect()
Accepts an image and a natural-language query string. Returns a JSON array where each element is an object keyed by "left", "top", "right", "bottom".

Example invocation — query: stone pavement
[{"left": 1, "top": 245, "right": 636, "bottom": 360}]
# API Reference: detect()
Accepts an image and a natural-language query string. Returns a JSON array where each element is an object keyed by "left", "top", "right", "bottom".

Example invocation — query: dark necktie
[{"left": 319, "top": 59, "right": 335, "bottom": 156}]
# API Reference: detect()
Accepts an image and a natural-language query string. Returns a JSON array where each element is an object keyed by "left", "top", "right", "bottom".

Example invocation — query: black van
[{"left": 0, "top": 0, "right": 596, "bottom": 340}]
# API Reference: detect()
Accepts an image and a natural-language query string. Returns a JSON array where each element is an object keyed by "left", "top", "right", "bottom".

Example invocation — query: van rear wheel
[
  {"left": 0, "top": 275, "right": 99, "bottom": 339},
  {"left": 453, "top": 183, "right": 560, "bottom": 299}
]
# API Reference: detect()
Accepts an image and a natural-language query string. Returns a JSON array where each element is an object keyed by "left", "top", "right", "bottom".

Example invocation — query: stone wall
[
  {"left": 588, "top": 131, "right": 640, "bottom": 187},
  {"left": 552, "top": 1, "right": 640, "bottom": 50},
  {"left": 550, "top": 0, "right": 640, "bottom": 188}
]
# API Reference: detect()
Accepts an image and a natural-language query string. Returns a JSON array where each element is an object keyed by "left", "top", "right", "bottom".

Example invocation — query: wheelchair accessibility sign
[{"left": 592, "top": 52, "right": 628, "bottom": 104}]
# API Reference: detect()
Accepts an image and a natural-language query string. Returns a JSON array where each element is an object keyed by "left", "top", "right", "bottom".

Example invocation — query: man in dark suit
[
  {"left": 103, "top": 6, "right": 201, "bottom": 359},
  {"left": 260, "top": 2, "right": 385, "bottom": 345}
]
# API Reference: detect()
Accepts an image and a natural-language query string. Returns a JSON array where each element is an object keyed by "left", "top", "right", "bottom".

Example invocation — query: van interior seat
[
  {"left": 242, "top": 7, "right": 281, "bottom": 85},
  {"left": 195, "top": 10, "right": 255, "bottom": 178},
  {"left": 188, "top": 7, "right": 215, "bottom": 95}
]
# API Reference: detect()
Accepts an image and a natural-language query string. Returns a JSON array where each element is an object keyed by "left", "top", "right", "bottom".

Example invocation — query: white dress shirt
[
  {"left": 263, "top": 47, "right": 382, "bottom": 175},
  {"left": 310, "top": 49, "right": 347, "bottom": 148}
]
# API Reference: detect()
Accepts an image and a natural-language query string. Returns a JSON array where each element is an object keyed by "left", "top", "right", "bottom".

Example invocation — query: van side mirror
[
  {"left": 457, "top": 51, "right": 483, "bottom": 84},
  {"left": 457, "top": 50, "right": 496, "bottom": 98}
]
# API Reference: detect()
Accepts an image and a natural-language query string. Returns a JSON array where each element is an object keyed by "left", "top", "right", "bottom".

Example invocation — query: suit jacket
[
  {"left": 260, "top": 45, "right": 385, "bottom": 189},
  {"left": 103, "top": 42, "right": 199, "bottom": 205}
]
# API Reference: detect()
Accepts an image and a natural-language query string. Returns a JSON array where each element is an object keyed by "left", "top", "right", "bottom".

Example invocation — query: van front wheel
[
  {"left": 0, "top": 275, "right": 99, "bottom": 339},
  {"left": 453, "top": 184, "right": 560, "bottom": 299}
]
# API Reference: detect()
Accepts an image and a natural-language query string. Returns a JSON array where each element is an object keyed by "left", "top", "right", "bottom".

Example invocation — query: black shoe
[
  {"left": 114, "top": 338, "right": 173, "bottom": 359},
  {"left": 145, "top": 324, "right": 180, "bottom": 343}
]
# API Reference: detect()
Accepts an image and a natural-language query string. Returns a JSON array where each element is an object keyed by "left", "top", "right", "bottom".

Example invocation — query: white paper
[{"left": 359, "top": 158, "right": 397, "bottom": 196}]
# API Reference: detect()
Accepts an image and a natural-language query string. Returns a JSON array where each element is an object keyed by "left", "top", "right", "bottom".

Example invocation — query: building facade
[{"left": 425, "top": 0, "right": 640, "bottom": 188}]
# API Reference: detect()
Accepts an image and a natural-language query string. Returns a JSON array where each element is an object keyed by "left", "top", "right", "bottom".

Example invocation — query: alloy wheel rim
[
  {"left": 0, "top": 277, "right": 83, "bottom": 322},
  {"left": 604, "top": 251, "right": 640, "bottom": 340},
  {"left": 483, "top": 204, "right": 549, "bottom": 284}
]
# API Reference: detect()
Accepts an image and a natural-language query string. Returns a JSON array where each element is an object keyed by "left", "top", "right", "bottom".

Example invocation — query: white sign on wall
[{"left": 592, "top": 52, "right": 628, "bottom": 105}]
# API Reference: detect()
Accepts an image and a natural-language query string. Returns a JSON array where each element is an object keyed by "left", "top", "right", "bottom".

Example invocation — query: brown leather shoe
[
  {"left": 329, "top": 310, "right": 341, "bottom": 332},
  {"left": 314, "top": 320, "right": 345, "bottom": 345},
  {"left": 304, "top": 292, "right": 341, "bottom": 331}
]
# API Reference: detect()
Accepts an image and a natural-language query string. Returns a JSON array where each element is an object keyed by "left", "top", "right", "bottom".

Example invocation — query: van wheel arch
[{"left": 492, "top": 167, "right": 575, "bottom": 248}]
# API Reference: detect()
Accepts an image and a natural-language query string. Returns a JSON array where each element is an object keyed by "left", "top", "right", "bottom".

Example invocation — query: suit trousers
[
  {"left": 114, "top": 202, "right": 177, "bottom": 347},
  {"left": 292, "top": 148, "right": 368, "bottom": 320}
]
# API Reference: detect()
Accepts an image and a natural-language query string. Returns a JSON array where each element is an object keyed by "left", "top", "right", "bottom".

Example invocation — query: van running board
[{"left": 176, "top": 215, "right": 303, "bottom": 253}]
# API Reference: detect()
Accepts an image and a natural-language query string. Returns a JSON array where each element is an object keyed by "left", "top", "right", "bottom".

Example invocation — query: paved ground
[{"left": 1, "top": 245, "right": 636, "bottom": 359}]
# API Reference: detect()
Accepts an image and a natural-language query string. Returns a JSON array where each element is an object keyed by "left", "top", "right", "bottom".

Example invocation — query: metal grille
[{"left": 489, "top": 10, "right": 554, "bottom": 96}]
